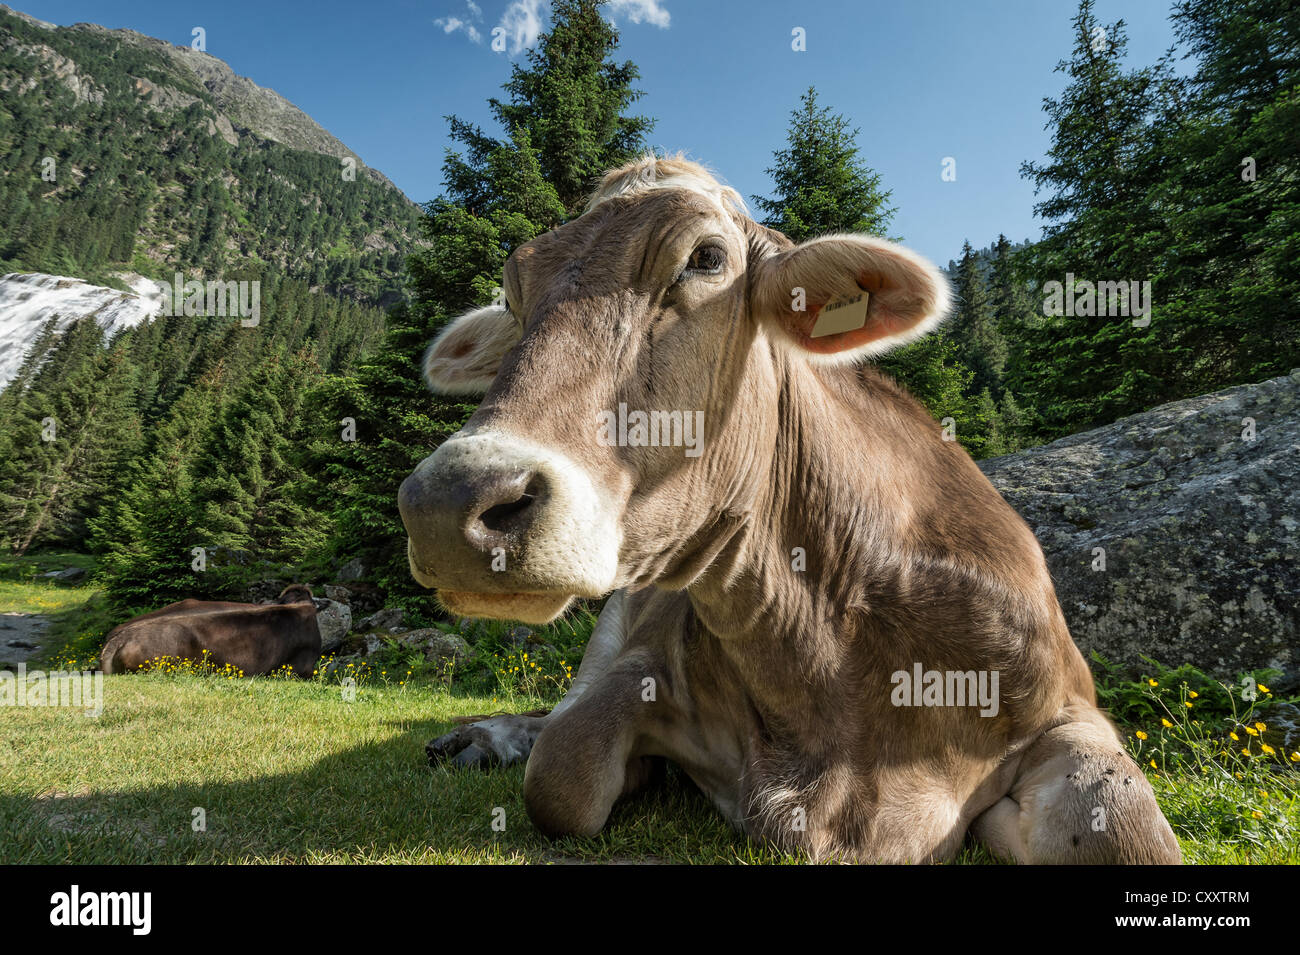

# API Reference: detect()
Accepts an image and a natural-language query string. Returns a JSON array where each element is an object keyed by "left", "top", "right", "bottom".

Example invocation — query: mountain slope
[{"left": 0, "top": 4, "right": 423, "bottom": 304}]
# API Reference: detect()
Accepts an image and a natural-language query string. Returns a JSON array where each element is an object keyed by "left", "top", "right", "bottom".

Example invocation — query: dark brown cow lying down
[
  {"left": 398, "top": 155, "right": 1182, "bottom": 864},
  {"left": 99, "top": 585, "right": 321, "bottom": 678}
]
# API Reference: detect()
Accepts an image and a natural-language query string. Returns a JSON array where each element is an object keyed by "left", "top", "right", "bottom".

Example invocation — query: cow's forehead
[{"left": 515, "top": 187, "right": 746, "bottom": 280}]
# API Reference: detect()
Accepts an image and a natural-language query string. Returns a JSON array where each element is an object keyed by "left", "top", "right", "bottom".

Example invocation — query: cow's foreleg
[
  {"left": 521, "top": 647, "right": 664, "bottom": 838},
  {"left": 425, "top": 589, "right": 630, "bottom": 769},
  {"left": 970, "top": 705, "right": 1182, "bottom": 864}
]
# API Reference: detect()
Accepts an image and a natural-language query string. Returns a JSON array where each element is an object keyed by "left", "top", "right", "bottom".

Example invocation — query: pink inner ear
[
  {"left": 788, "top": 308, "right": 912, "bottom": 354},
  {"left": 789, "top": 307, "right": 914, "bottom": 355},
  {"left": 785, "top": 273, "right": 916, "bottom": 354}
]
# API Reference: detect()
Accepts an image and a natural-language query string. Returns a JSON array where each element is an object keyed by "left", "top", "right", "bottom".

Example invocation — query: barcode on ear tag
[{"left": 810, "top": 291, "right": 870, "bottom": 338}]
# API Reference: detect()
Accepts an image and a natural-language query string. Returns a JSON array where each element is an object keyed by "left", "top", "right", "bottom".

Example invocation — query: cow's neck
[{"left": 684, "top": 345, "right": 921, "bottom": 707}]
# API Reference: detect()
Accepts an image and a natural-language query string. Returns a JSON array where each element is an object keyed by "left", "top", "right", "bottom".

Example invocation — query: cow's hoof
[{"left": 425, "top": 714, "right": 547, "bottom": 770}]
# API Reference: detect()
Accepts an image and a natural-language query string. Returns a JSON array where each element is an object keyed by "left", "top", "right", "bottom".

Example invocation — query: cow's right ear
[{"left": 423, "top": 305, "right": 521, "bottom": 395}]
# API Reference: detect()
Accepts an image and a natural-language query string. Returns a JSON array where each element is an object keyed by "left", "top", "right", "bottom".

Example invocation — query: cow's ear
[
  {"left": 750, "top": 234, "right": 951, "bottom": 363},
  {"left": 423, "top": 305, "right": 521, "bottom": 394}
]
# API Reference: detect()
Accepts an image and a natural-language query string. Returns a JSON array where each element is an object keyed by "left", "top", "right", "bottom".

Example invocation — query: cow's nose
[{"left": 398, "top": 463, "right": 545, "bottom": 564}]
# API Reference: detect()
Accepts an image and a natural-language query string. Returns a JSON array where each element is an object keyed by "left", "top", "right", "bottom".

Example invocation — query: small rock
[
  {"left": 359, "top": 608, "right": 405, "bottom": 632},
  {"left": 390, "top": 627, "right": 471, "bottom": 665},
  {"left": 313, "top": 599, "right": 353, "bottom": 654},
  {"left": 506, "top": 625, "right": 533, "bottom": 648},
  {"left": 364, "top": 634, "right": 385, "bottom": 656},
  {"left": 336, "top": 558, "right": 366, "bottom": 582},
  {"left": 424, "top": 633, "right": 470, "bottom": 666},
  {"left": 40, "top": 567, "right": 87, "bottom": 583},
  {"left": 323, "top": 585, "right": 351, "bottom": 604}
]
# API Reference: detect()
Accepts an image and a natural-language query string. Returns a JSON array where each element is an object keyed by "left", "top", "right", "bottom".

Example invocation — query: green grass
[
  {"left": 1, "top": 579, "right": 1297, "bottom": 864},
  {"left": 0, "top": 672, "right": 809, "bottom": 864},
  {"left": 0, "top": 579, "right": 99, "bottom": 616}
]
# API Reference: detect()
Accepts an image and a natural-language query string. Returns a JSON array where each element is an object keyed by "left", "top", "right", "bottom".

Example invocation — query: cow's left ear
[
  {"left": 423, "top": 305, "right": 522, "bottom": 394},
  {"left": 750, "top": 233, "right": 951, "bottom": 362}
]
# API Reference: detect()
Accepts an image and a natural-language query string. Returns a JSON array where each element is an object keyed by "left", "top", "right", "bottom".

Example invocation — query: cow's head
[
  {"left": 398, "top": 156, "right": 950, "bottom": 623},
  {"left": 276, "top": 584, "right": 314, "bottom": 604}
]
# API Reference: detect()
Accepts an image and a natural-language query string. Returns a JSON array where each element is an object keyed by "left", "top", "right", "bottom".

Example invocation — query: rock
[
  {"left": 389, "top": 627, "right": 471, "bottom": 665},
  {"left": 359, "top": 608, "right": 405, "bottom": 632},
  {"left": 507, "top": 625, "right": 533, "bottom": 648},
  {"left": 39, "top": 566, "right": 87, "bottom": 583},
  {"left": 424, "top": 633, "right": 471, "bottom": 666},
  {"left": 364, "top": 634, "right": 385, "bottom": 656},
  {"left": 323, "top": 584, "right": 351, "bottom": 604},
  {"left": 980, "top": 370, "right": 1300, "bottom": 680},
  {"left": 312, "top": 599, "right": 352, "bottom": 654},
  {"left": 336, "top": 558, "right": 366, "bottom": 582}
]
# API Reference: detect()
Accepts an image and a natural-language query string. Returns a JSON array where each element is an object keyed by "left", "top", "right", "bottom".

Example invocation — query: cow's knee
[
  {"left": 522, "top": 675, "right": 654, "bottom": 838},
  {"left": 986, "top": 713, "right": 1182, "bottom": 864},
  {"left": 522, "top": 718, "right": 626, "bottom": 838}
]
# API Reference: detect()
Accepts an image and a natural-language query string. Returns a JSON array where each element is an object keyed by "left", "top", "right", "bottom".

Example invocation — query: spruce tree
[
  {"left": 90, "top": 364, "right": 226, "bottom": 612},
  {"left": 1014, "top": 0, "right": 1175, "bottom": 436},
  {"left": 0, "top": 321, "right": 141, "bottom": 554},
  {"left": 752, "top": 87, "right": 986, "bottom": 452},
  {"left": 310, "top": 0, "right": 650, "bottom": 613},
  {"left": 950, "top": 240, "right": 1007, "bottom": 397}
]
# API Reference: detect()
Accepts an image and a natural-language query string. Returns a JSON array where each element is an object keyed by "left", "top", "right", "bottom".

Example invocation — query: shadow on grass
[{"left": 0, "top": 703, "right": 787, "bottom": 864}]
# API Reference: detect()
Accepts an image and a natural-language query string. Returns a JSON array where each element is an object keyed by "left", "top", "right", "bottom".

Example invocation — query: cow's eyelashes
[{"left": 674, "top": 244, "right": 726, "bottom": 283}]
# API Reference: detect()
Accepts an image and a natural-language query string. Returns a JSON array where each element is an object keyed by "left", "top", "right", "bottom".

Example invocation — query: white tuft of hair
[{"left": 584, "top": 152, "right": 749, "bottom": 217}]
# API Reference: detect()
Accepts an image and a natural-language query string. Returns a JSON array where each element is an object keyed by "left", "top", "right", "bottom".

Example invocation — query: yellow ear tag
[{"left": 810, "top": 290, "right": 870, "bottom": 338}]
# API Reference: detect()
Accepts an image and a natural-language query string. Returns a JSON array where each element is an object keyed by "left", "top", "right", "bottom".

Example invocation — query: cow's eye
[{"left": 678, "top": 244, "right": 726, "bottom": 280}]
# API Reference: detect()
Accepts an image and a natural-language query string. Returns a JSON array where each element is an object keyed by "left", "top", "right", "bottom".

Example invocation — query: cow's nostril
[
  {"left": 479, "top": 493, "right": 535, "bottom": 532},
  {"left": 467, "top": 471, "right": 545, "bottom": 545}
]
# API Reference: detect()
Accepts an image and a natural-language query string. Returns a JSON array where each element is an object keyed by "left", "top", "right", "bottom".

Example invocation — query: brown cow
[
  {"left": 99, "top": 584, "right": 321, "bottom": 678},
  {"left": 398, "top": 155, "right": 1181, "bottom": 864}
]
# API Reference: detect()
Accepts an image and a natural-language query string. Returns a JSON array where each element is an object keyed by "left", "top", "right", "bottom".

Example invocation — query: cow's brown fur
[
  {"left": 99, "top": 585, "right": 321, "bottom": 678},
  {"left": 403, "top": 155, "right": 1181, "bottom": 864}
]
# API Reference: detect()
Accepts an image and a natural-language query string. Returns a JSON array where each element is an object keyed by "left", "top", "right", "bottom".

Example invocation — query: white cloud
[
  {"left": 606, "top": 0, "right": 670, "bottom": 28},
  {"left": 436, "top": 1, "right": 485, "bottom": 43},
  {"left": 499, "top": 0, "right": 547, "bottom": 55},
  {"left": 441, "top": 0, "right": 669, "bottom": 56}
]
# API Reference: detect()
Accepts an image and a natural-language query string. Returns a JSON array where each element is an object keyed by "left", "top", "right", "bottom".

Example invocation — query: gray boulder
[
  {"left": 336, "top": 558, "right": 366, "bottom": 582},
  {"left": 394, "top": 628, "right": 471, "bottom": 666},
  {"left": 980, "top": 370, "right": 1299, "bottom": 681},
  {"left": 359, "top": 608, "right": 405, "bottom": 632},
  {"left": 312, "top": 598, "right": 353, "bottom": 654},
  {"left": 323, "top": 584, "right": 351, "bottom": 604},
  {"left": 40, "top": 566, "right": 87, "bottom": 584}
]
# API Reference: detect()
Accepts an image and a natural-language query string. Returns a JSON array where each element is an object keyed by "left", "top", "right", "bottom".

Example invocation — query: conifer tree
[
  {"left": 951, "top": 240, "right": 1007, "bottom": 397},
  {"left": 752, "top": 87, "right": 987, "bottom": 452},
  {"left": 311, "top": 0, "right": 651, "bottom": 611},
  {"left": 90, "top": 364, "right": 226, "bottom": 611}
]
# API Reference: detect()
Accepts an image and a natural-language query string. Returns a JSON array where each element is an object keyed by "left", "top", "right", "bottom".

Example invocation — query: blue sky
[{"left": 17, "top": 0, "right": 1183, "bottom": 266}]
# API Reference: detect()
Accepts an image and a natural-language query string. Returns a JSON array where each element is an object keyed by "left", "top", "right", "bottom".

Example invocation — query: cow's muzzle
[{"left": 397, "top": 429, "right": 621, "bottom": 623}]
